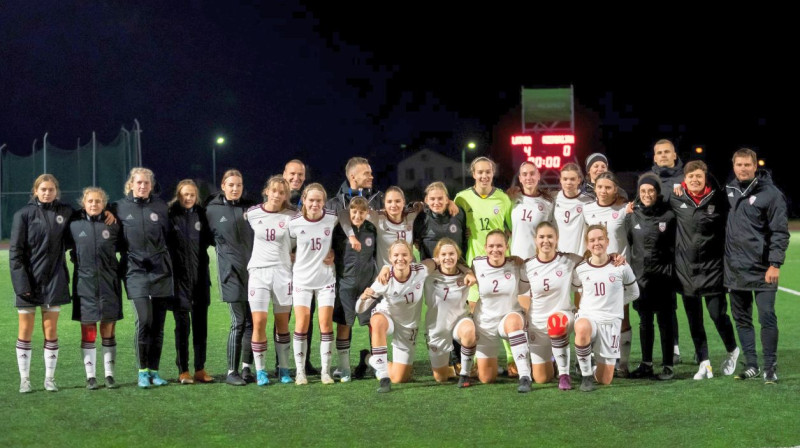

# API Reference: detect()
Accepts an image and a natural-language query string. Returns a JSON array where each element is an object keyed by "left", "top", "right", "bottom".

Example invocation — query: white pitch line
[{"left": 779, "top": 286, "right": 800, "bottom": 296}]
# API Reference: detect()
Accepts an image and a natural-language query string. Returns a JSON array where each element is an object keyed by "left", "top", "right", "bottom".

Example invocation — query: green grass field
[{"left": 2, "top": 235, "right": 800, "bottom": 447}]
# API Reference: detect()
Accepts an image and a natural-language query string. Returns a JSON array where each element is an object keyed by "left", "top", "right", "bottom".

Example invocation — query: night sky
[{"left": 1, "top": 3, "right": 791, "bottom": 213}]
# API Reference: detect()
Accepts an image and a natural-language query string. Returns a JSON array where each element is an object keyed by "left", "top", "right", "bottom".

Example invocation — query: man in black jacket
[
  {"left": 724, "top": 148, "right": 789, "bottom": 383},
  {"left": 283, "top": 159, "right": 306, "bottom": 208}
]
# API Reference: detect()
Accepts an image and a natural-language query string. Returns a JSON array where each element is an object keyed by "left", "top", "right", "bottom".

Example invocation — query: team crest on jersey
[
  {"left": 658, "top": 222, "right": 666, "bottom": 232},
  {"left": 365, "top": 237, "right": 373, "bottom": 247},
  {"left": 449, "top": 224, "right": 457, "bottom": 233},
  {"left": 538, "top": 204, "right": 544, "bottom": 211},
  {"left": 493, "top": 206, "right": 500, "bottom": 215},
  {"left": 250, "top": 290, "right": 255, "bottom": 296},
  {"left": 195, "top": 222, "right": 202, "bottom": 231},
  {"left": 150, "top": 213, "right": 159, "bottom": 222},
  {"left": 707, "top": 205, "right": 715, "bottom": 214},
  {"left": 324, "top": 227, "right": 331, "bottom": 236},
  {"left": 102, "top": 230, "right": 110, "bottom": 239},
  {"left": 609, "top": 275, "right": 616, "bottom": 282},
  {"left": 749, "top": 196, "right": 757, "bottom": 205},
  {"left": 612, "top": 212, "right": 619, "bottom": 219},
  {"left": 556, "top": 270, "right": 563, "bottom": 277},
  {"left": 576, "top": 206, "right": 582, "bottom": 213},
  {"left": 457, "top": 279, "right": 464, "bottom": 286},
  {"left": 415, "top": 283, "right": 421, "bottom": 290},
  {"left": 504, "top": 272, "right": 512, "bottom": 279},
  {"left": 278, "top": 221, "right": 285, "bottom": 228},
  {"left": 56, "top": 215, "right": 65, "bottom": 224}
]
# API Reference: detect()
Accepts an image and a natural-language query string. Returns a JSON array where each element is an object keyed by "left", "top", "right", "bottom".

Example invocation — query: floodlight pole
[{"left": 0, "top": 143, "right": 6, "bottom": 239}]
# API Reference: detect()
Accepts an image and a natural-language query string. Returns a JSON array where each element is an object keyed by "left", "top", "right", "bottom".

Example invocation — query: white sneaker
[
  {"left": 339, "top": 369, "right": 352, "bottom": 383},
  {"left": 295, "top": 371, "right": 308, "bottom": 385},
  {"left": 721, "top": 347, "right": 739, "bottom": 376},
  {"left": 44, "top": 377, "right": 59, "bottom": 392},
  {"left": 20, "top": 377, "right": 32, "bottom": 393},
  {"left": 693, "top": 360, "right": 713, "bottom": 380},
  {"left": 321, "top": 373, "right": 335, "bottom": 384}
]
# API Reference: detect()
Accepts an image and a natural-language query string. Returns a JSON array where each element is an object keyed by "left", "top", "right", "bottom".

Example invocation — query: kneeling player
[{"left": 572, "top": 225, "right": 639, "bottom": 391}]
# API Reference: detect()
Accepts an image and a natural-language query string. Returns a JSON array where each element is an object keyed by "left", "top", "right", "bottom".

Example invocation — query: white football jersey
[
  {"left": 524, "top": 252, "right": 580, "bottom": 328},
  {"left": 371, "top": 263, "right": 429, "bottom": 329},
  {"left": 424, "top": 267, "right": 470, "bottom": 335},
  {"left": 583, "top": 201, "right": 628, "bottom": 256},
  {"left": 571, "top": 260, "right": 637, "bottom": 323},
  {"left": 472, "top": 257, "right": 530, "bottom": 328},
  {"left": 288, "top": 210, "right": 338, "bottom": 289},
  {"left": 245, "top": 205, "right": 295, "bottom": 271},
  {"left": 510, "top": 195, "right": 554, "bottom": 259},
  {"left": 554, "top": 190, "right": 593, "bottom": 255}
]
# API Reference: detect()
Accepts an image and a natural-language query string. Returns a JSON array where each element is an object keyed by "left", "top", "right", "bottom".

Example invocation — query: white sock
[
  {"left": 336, "top": 338, "right": 351, "bottom": 374},
  {"left": 619, "top": 329, "right": 632, "bottom": 371},
  {"left": 16, "top": 339, "right": 32, "bottom": 379},
  {"left": 242, "top": 363, "right": 252, "bottom": 371},
  {"left": 81, "top": 340, "right": 97, "bottom": 379},
  {"left": 252, "top": 341, "right": 268, "bottom": 371},
  {"left": 275, "top": 333, "right": 290, "bottom": 370},
  {"left": 576, "top": 344, "right": 593, "bottom": 377},
  {"left": 102, "top": 338, "right": 116, "bottom": 378},
  {"left": 293, "top": 332, "right": 308, "bottom": 375},
  {"left": 673, "top": 344, "right": 680, "bottom": 355},
  {"left": 460, "top": 345, "right": 476, "bottom": 376},
  {"left": 44, "top": 339, "right": 59, "bottom": 379},
  {"left": 370, "top": 346, "right": 389, "bottom": 379},
  {"left": 550, "top": 335, "right": 570, "bottom": 376},
  {"left": 507, "top": 331, "right": 531, "bottom": 379},
  {"left": 320, "top": 332, "right": 333, "bottom": 376}
]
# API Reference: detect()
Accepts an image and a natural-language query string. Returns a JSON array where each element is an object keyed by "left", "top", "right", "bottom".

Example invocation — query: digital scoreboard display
[{"left": 511, "top": 134, "right": 576, "bottom": 169}]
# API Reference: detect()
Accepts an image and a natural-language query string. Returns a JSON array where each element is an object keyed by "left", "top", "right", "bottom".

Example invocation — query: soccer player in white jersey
[
  {"left": 245, "top": 176, "right": 296, "bottom": 385},
  {"left": 357, "top": 240, "right": 429, "bottom": 393},
  {"left": 288, "top": 183, "right": 339, "bottom": 385},
  {"left": 521, "top": 222, "right": 584, "bottom": 390},
  {"left": 472, "top": 230, "right": 533, "bottom": 393},
  {"left": 423, "top": 238, "right": 477, "bottom": 388},
  {"left": 582, "top": 171, "right": 634, "bottom": 375},
  {"left": 554, "top": 163, "right": 593, "bottom": 256},
  {"left": 508, "top": 162, "right": 554, "bottom": 260},
  {"left": 572, "top": 224, "right": 639, "bottom": 391}
]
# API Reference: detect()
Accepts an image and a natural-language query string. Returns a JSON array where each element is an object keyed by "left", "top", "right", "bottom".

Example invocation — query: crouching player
[
  {"left": 424, "top": 238, "right": 477, "bottom": 388},
  {"left": 572, "top": 224, "right": 639, "bottom": 391},
  {"left": 331, "top": 197, "right": 377, "bottom": 382}
]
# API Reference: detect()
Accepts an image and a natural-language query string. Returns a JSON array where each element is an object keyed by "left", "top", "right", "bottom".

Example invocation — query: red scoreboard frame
[{"left": 510, "top": 134, "right": 576, "bottom": 170}]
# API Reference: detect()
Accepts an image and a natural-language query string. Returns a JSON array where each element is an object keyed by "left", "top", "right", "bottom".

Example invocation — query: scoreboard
[{"left": 510, "top": 134, "right": 576, "bottom": 169}]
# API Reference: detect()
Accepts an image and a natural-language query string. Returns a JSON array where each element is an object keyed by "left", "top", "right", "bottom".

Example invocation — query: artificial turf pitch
[{"left": 1, "top": 234, "right": 799, "bottom": 447}]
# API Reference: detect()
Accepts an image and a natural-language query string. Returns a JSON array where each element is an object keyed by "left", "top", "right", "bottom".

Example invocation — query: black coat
[
  {"left": 332, "top": 220, "right": 377, "bottom": 288},
  {"left": 625, "top": 198, "right": 676, "bottom": 290},
  {"left": 413, "top": 206, "right": 467, "bottom": 260},
  {"left": 651, "top": 158, "right": 684, "bottom": 201},
  {"left": 325, "top": 181, "right": 384, "bottom": 213},
  {"left": 168, "top": 202, "right": 212, "bottom": 309},
  {"left": 669, "top": 178, "right": 728, "bottom": 297},
  {"left": 9, "top": 199, "right": 72, "bottom": 307},
  {"left": 112, "top": 193, "right": 174, "bottom": 299},
  {"left": 205, "top": 193, "right": 255, "bottom": 303},
  {"left": 69, "top": 210, "right": 123, "bottom": 321},
  {"left": 724, "top": 170, "right": 790, "bottom": 290}
]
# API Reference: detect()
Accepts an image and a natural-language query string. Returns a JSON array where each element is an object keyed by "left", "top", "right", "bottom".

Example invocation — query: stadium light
[
  {"left": 462, "top": 141, "right": 478, "bottom": 188},
  {"left": 758, "top": 159, "right": 765, "bottom": 167},
  {"left": 695, "top": 146, "right": 704, "bottom": 154}
]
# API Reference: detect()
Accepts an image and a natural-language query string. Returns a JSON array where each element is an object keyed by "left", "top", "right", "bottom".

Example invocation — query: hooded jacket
[
  {"left": 325, "top": 181, "right": 384, "bottom": 213},
  {"left": 205, "top": 193, "right": 255, "bottom": 303},
  {"left": 724, "top": 170, "right": 790, "bottom": 290},
  {"left": 669, "top": 174, "right": 728, "bottom": 296},
  {"left": 112, "top": 193, "right": 174, "bottom": 299},
  {"left": 9, "top": 199, "right": 72, "bottom": 307},
  {"left": 651, "top": 158, "right": 685, "bottom": 201},
  {"left": 168, "top": 202, "right": 212, "bottom": 309}
]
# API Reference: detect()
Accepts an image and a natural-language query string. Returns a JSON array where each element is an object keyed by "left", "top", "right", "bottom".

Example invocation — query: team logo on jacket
[
  {"left": 707, "top": 205, "right": 715, "bottom": 214},
  {"left": 504, "top": 272, "right": 512, "bottom": 279},
  {"left": 493, "top": 206, "right": 500, "bottom": 215},
  {"left": 449, "top": 224, "right": 457, "bottom": 233},
  {"left": 195, "top": 222, "right": 202, "bottom": 231},
  {"left": 365, "top": 237, "right": 373, "bottom": 247},
  {"left": 538, "top": 204, "right": 544, "bottom": 211},
  {"left": 556, "top": 270, "right": 563, "bottom": 277},
  {"left": 324, "top": 227, "right": 331, "bottom": 236},
  {"left": 102, "top": 230, "right": 110, "bottom": 239},
  {"left": 749, "top": 196, "right": 757, "bottom": 205},
  {"left": 56, "top": 215, "right": 64, "bottom": 224},
  {"left": 150, "top": 213, "right": 159, "bottom": 222},
  {"left": 278, "top": 221, "right": 285, "bottom": 228},
  {"left": 658, "top": 222, "right": 666, "bottom": 232},
  {"left": 612, "top": 212, "right": 619, "bottom": 219}
]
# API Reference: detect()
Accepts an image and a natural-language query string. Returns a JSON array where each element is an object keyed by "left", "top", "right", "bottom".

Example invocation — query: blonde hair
[
  {"left": 301, "top": 183, "right": 328, "bottom": 216},
  {"left": 470, "top": 156, "right": 496, "bottom": 174},
  {"left": 124, "top": 167, "right": 155, "bottom": 196},
  {"left": 424, "top": 181, "right": 449, "bottom": 199},
  {"left": 220, "top": 169, "right": 243, "bottom": 186},
  {"left": 433, "top": 237, "right": 462, "bottom": 260},
  {"left": 31, "top": 174, "right": 60, "bottom": 199},
  {"left": 387, "top": 239, "right": 414, "bottom": 260},
  {"left": 349, "top": 196, "right": 369, "bottom": 211},
  {"left": 262, "top": 175, "right": 290, "bottom": 209},
  {"left": 80, "top": 186, "right": 108, "bottom": 208},
  {"left": 170, "top": 179, "right": 199, "bottom": 207}
]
